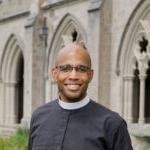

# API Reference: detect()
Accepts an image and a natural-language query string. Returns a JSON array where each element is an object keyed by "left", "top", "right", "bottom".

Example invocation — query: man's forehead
[
  {"left": 59, "top": 44, "right": 86, "bottom": 54},
  {"left": 55, "top": 43, "right": 90, "bottom": 65}
]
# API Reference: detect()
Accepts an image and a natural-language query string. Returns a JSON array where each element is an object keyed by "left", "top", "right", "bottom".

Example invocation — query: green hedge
[
  {"left": 0, "top": 128, "right": 29, "bottom": 150},
  {"left": 133, "top": 134, "right": 150, "bottom": 142}
]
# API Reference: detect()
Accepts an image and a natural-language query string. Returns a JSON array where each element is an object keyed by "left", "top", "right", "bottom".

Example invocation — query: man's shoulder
[
  {"left": 32, "top": 99, "right": 58, "bottom": 118},
  {"left": 89, "top": 100, "right": 117, "bottom": 114},
  {"left": 38, "top": 99, "right": 57, "bottom": 109},
  {"left": 90, "top": 100, "right": 124, "bottom": 126}
]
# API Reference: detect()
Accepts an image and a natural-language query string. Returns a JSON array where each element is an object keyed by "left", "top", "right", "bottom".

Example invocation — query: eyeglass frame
[{"left": 55, "top": 64, "right": 93, "bottom": 74}]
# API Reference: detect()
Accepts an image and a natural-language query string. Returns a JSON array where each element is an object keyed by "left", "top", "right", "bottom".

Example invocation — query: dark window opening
[
  {"left": 139, "top": 36, "right": 148, "bottom": 53},
  {"left": 16, "top": 53, "right": 24, "bottom": 124},
  {"left": 145, "top": 61, "right": 150, "bottom": 123},
  {"left": 72, "top": 29, "right": 78, "bottom": 42},
  {"left": 132, "top": 61, "right": 140, "bottom": 123}
]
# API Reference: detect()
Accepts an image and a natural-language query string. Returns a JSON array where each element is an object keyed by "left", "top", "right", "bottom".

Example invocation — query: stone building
[{"left": 0, "top": 0, "right": 150, "bottom": 149}]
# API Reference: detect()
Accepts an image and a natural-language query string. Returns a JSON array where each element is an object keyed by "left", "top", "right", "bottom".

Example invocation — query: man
[{"left": 28, "top": 43, "right": 133, "bottom": 150}]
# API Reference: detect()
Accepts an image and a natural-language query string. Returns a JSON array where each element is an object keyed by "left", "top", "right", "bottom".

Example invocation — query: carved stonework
[
  {"left": 61, "top": 29, "right": 86, "bottom": 48},
  {"left": 61, "top": 27, "right": 85, "bottom": 47},
  {"left": 133, "top": 19, "right": 150, "bottom": 76}
]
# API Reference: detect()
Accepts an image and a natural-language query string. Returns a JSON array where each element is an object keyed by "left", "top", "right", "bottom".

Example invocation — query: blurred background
[{"left": 0, "top": 0, "right": 150, "bottom": 149}]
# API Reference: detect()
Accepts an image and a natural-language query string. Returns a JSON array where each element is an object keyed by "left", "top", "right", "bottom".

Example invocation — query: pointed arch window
[{"left": 125, "top": 31, "right": 150, "bottom": 124}]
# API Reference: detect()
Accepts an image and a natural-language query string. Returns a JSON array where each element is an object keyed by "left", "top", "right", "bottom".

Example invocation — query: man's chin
[{"left": 63, "top": 94, "right": 86, "bottom": 102}]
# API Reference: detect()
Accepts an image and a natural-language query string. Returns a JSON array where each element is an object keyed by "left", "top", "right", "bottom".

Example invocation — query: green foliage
[
  {"left": 133, "top": 133, "right": 150, "bottom": 142},
  {"left": 0, "top": 128, "right": 29, "bottom": 150}
]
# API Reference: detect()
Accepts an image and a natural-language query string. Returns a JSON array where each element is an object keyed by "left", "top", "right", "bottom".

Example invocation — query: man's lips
[{"left": 65, "top": 83, "right": 81, "bottom": 90}]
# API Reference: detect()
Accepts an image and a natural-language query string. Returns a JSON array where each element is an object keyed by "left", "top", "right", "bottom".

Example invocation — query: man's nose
[{"left": 68, "top": 69, "right": 79, "bottom": 79}]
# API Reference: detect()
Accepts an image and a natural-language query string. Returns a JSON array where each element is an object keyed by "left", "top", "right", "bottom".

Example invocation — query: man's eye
[
  {"left": 77, "top": 66, "right": 90, "bottom": 72},
  {"left": 60, "top": 65, "right": 71, "bottom": 72}
]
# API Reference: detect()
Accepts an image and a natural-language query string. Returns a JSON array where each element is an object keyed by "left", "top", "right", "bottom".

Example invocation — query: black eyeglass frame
[{"left": 55, "top": 64, "right": 92, "bottom": 73}]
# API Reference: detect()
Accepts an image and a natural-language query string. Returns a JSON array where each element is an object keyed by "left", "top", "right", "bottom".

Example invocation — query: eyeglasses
[{"left": 56, "top": 64, "right": 91, "bottom": 73}]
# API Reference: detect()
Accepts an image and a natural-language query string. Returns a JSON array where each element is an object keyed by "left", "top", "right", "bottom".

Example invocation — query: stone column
[
  {"left": 127, "top": 76, "right": 134, "bottom": 123},
  {"left": 87, "top": 0, "right": 101, "bottom": 101},
  {"left": 124, "top": 76, "right": 134, "bottom": 123},
  {"left": 22, "top": 13, "right": 47, "bottom": 129},
  {"left": 22, "top": 13, "right": 36, "bottom": 128},
  {"left": 0, "top": 81, "right": 4, "bottom": 124},
  {"left": 4, "top": 82, "right": 17, "bottom": 125},
  {"left": 123, "top": 77, "right": 128, "bottom": 120},
  {"left": 137, "top": 59, "right": 148, "bottom": 124},
  {"left": 138, "top": 75, "right": 146, "bottom": 124}
]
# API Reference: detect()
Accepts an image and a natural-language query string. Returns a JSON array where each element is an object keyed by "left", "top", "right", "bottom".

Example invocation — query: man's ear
[
  {"left": 89, "top": 69, "right": 94, "bottom": 82},
  {"left": 51, "top": 68, "right": 58, "bottom": 82}
]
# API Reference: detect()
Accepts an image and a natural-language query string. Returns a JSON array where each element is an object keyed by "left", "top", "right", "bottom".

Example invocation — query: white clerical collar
[{"left": 58, "top": 96, "right": 90, "bottom": 110}]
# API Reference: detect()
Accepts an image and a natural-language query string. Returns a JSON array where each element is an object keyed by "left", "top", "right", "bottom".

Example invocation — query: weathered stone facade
[{"left": 0, "top": 0, "right": 150, "bottom": 149}]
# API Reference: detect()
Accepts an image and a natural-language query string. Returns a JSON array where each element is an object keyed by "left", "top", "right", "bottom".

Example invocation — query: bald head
[
  {"left": 55, "top": 43, "right": 92, "bottom": 68},
  {"left": 52, "top": 43, "right": 94, "bottom": 102}
]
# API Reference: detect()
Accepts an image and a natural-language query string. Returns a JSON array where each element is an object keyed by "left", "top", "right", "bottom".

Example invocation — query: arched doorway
[{"left": 0, "top": 34, "right": 24, "bottom": 125}]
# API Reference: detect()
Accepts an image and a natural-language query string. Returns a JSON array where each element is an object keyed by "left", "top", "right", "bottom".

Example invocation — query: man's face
[{"left": 52, "top": 46, "right": 93, "bottom": 103}]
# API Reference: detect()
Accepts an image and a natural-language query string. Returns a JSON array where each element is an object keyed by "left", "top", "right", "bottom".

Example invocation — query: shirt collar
[{"left": 58, "top": 96, "right": 90, "bottom": 110}]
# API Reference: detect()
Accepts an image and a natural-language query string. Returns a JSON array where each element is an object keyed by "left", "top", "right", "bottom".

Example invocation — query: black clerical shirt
[{"left": 28, "top": 99, "right": 133, "bottom": 150}]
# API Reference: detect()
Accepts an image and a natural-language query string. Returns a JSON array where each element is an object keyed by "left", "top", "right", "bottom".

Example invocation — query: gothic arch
[
  {"left": 0, "top": 34, "right": 24, "bottom": 125},
  {"left": 0, "top": 34, "right": 24, "bottom": 80},
  {"left": 48, "top": 13, "right": 86, "bottom": 68},
  {"left": 116, "top": 0, "right": 150, "bottom": 75},
  {"left": 116, "top": 0, "right": 150, "bottom": 123},
  {"left": 46, "top": 13, "right": 87, "bottom": 101}
]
